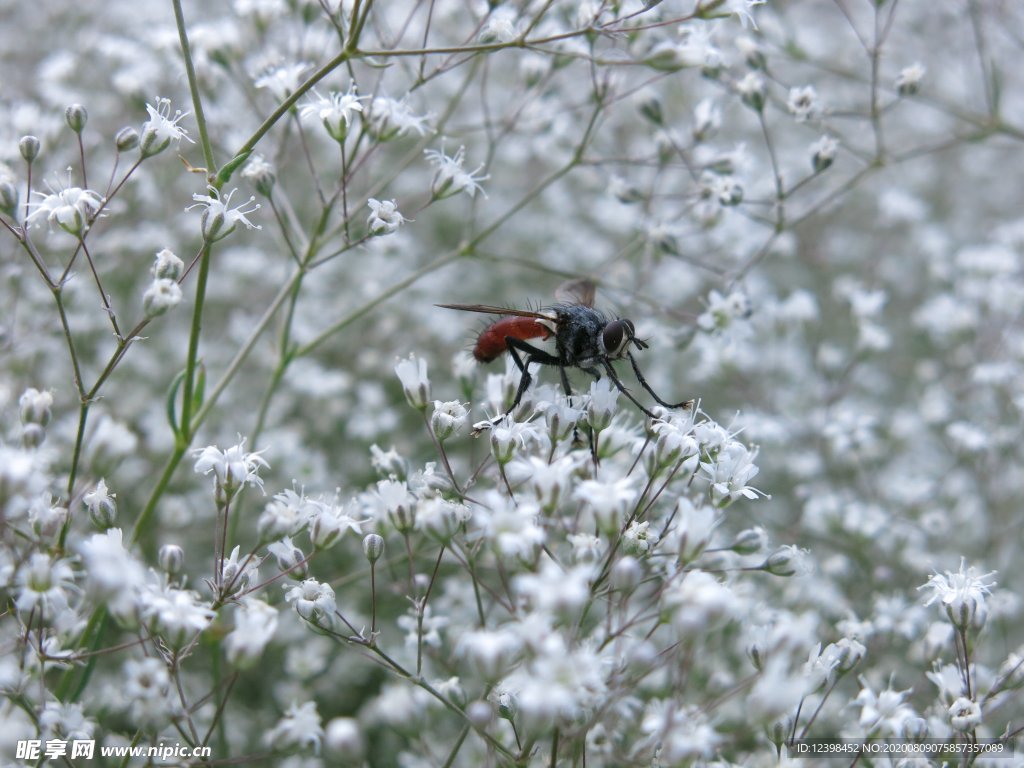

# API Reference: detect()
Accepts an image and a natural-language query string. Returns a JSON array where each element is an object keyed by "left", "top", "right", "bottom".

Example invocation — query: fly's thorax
[{"left": 555, "top": 305, "right": 606, "bottom": 366}]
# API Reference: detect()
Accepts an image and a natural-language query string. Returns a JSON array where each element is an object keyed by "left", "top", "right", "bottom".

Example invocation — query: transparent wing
[
  {"left": 555, "top": 278, "right": 596, "bottom": 307},
  {"left": 436, "top": 303, "right": 554, "bottom": 320}
]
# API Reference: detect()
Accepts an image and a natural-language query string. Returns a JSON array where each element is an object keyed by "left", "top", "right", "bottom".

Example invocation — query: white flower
[
  {"left": 259, "top": 488, "right": 316, "bottom": 540},
  {"left": 948, "top": 697, "right": 982, "bottom": 732},
  {"left": 896, "top": 63, "right": 926, "bottom": 95},
  {"left": 701, "top": 441, "right": 765, "bottom": 506},
  {"left": 300, "top": 85, "right": 366, "bottom": 142},
  {"left": 424, "top": 145, "right": 489, "bottom": 199},
  {"left": 151, "top": 248, "right": 184, "bottom": 280},
  {"left": 810, "top": 135, "right": 839, "bottom": 172},
  {"left": 856, "top": 681, "right": 921, "bottom": 737},
  {"left": 142, "top": 278, "right": 182, "bottom": 318},
  {"left": 586, "top": 377, "right": 619, "bottom": 431},
  {"left": 77, "top": 528, "right": 147, "bottom": 623},
  {"left": 787, "top": 85, "right": 818, "bottom": 121},
  {"left": 574, "top": 477, "right": 636, "bottom": 533},
  {"left": 736, "top": 71, "right": 766, "bottom": 110},
  {"left": 662, "top": 571, "right": 740, "bottom": 633},
  {"left": 253, "top": 61, "right": 310, "bottom": 99},
  {"left": 366, "top": 198, "right": 407, "bottom": 235},
  {"left": 309, "top": 500, "right": 368, "bottom": 549},
  {"left": 265, "top": 701, "right": 324, "bottom": 754},
  {"left": 267, "top": 536, "right": 307, "bottom": 576},
  {"left": 430, "top": 400, "right": 468, "bottom": 440},
  {"left": 27, "top": 179, "right": 103, "bottom": 235},
  {"left": 225, "top": 599, "right": 278, "bottom": 668},
  {"left": 220, "top": 544, "right": 258, "bottom": 595},
  {"left": 365, "top": 96, "right": 431, "bottom": 140},
  {"left": 285, "top": 578, "right": 336, "bottom": 624},
  {"left": 82, "top": 478, "right": 116, "bottom": 527},
  {"left": 141, "top": 585, "right": 216, "bottom": 647},
  {"left": 193, "top": 437, "right": 270, "bottom": 493},
  {"left": 15, "top": 553, "right": 77, "bottom": 618},
  {"left": 458, "top": 627, "right": 523, "bottom": 680},
  {"left": 139, "top": 97, "right": 193, "bottom": 156},
  {"left": 919, "top": 558, "right": 997, "bottom": 630},
  {"left": 394, "top": 353, "right": 430, "bottom": 409},
  {"left": 186, "top": 186, "right": 262, "bottom": 241},
  {"left": 622, "top": 520, "right": 658, "bottom": 556},
  {"left": 374, "top": 478, "right": 417, "bottom": 531}
]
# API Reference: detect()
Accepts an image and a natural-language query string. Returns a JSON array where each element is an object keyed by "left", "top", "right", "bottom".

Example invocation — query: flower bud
[
  {"left": 19, "top": 135, "right": 40, "bottom": 163},
  {"left": 466, "top": 701, "right": 493, "bottom": 731},
  {"left": 763, "top": 545, "right": 810, "bottom": 577},
  {"left": 0, "top": 180, "right": 18, "bottom": 216},
  {"left": 270, "top": 539, "right": 308, "bottom": 578},
  {"left": 362, "top": 533, "right": 385, "bottom": 563},
  {"left": 143, "top": 278, "right": 183, "bottom": 318},
  {"left": 611, "top": 556, "right": 642, "bottom": 591},
  {"left": 151, "top": 248, "right": 184, "bottom": 280},
  {"left": 731, "top": 526, "right": 767, "bottom": 555},
  {"left": 21, "top": 423, "right": 46, "bottom": 449},
  {"left": 324, "top": 717, "right": 364, "bottom": 763},
  {"left": 65, "top": 104, "right": 89, "bottom": 134},
  {"left": 241, "top": 155, "right": 276, "bottom": 198},
  {"left": 160, "top": 544, "right": 185, "bottom": 576},
  {"left": 394, "top": 354, "right": 430, "bottom": 410},
  {"left": 636, "top": 91, "right": 663, "bottom": 125},
  {"left": 115, "top": 127, "right": 140, "bottom": 152},
  {"left": 19, "top": 388, "right": 53, "bottom": 426},
  {"left": 84, "top": 479, "right": 117, "bottom": 529}
]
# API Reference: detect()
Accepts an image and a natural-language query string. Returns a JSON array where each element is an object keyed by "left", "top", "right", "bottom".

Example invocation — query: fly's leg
[
  {"left": 602, "top": 360, "right": 662, "bottom": 420},
  {"left": 626, "top": 352, "right": 693, "bottom": 410},
  {"left": 490, "top": 338, "right": 564, "bottom": 425}
]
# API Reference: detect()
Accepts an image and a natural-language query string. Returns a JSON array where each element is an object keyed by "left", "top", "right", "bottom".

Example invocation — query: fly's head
[{"left": 601, "top": 318, "right": 649, "bottom": 359}]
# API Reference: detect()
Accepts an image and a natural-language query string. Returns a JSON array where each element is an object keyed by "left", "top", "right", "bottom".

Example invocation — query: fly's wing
[
  {"left": 436, "top": 303, "right": 553, "bottom": 320},
  {"left": 554, "top": 278, "right": 597, "bottom": 307}
]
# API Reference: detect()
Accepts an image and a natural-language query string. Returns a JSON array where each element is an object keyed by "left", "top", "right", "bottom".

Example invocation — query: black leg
[
  {"left": 602, "top": 360, "right": 661, "bottom": 420},
  {"left": 626, "top": 352, "right": 692, "bottom": 410},
  {"left": 492, "top": 338, "right": 565, "bottom": 423}
]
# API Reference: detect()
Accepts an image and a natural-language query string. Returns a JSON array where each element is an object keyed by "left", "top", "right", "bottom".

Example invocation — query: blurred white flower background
[{"left": 1, "top": 0, "right": 1023, "bottom": 765}]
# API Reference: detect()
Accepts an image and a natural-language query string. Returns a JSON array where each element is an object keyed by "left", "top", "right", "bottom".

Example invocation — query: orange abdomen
[{"left": 474, "top": 317, "right": 552, "bottom": 362}]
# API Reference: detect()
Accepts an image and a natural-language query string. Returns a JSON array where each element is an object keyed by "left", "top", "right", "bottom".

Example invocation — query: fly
[{"left": 437, "top": 279, "right": 692, "bottom": 424}]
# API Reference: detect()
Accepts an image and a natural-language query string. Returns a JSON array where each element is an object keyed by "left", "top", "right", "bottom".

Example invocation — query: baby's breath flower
[
  {"left": 265, "top": 700, "right": 323, "bottom": 754},
  {"left": 424, "top": 145, "right": 489, "bottom": 200},
  {"left": 948, "top": 697, "right": 982, "bottom": 731},
  {"left": 324, "top": 717, "right": 364, "bottom": 762},
  {"left": 919, "top": 558, "right": 997, "bottom": 630},
  {"left": 19, "top": 387, "right": 53, "bottom": 426},
  {"left": 193, "top": 437, "right": 269, "bottom": 495},
  {"left": 115, "top": 126, "right": 139, "bottom": 151},
  {"left": 430, "top": 400, "right": 468, "bottom": 441},
  {"left": 253, "top": 61, "right": 310, "bottom": 100},
  {"left": 763, "top": 545, "right": 812, "bottom": 577},
  {"left": 27, "top": 176, "right": 104, "bottom": 236},
  {"left": 896, "top": 63, "right": 926, "bottom": 96},
  {"left": 15, "top": 553, "right": 76, "bottom": 618},
  {"left": 395, "top": 353, "right": 430, "bottom": 409},
  {"left": 587, "top": 378, "right": 619, "bottom": 432},
  {"left": 285, "top": 578, "right": 337, "bottom": 623},
  {"left": 186, "top": 186, "right": 261, "bottom": 241},
  {"left": 139, "top": 97, "right": 193, "bottom": 157},
  {"left": 300, "top": 85, "right": 366, "bottom": 142},
  {"left": 159, "top": 544, "right": 184, "bottom": 577},
  {"left": 810, "top": 135, "right": 839, "bottom": 172},
  {"left": 83, "top": 478, "right": 116, "bottom": 529},
  {"left": 366, "top": 96, "right": 430, "bottom": 140},
  {"left": 309, "top": 500, "right": 367, "bottom": 549},
  {"left": 366, "top": 198, "right": 407, "bottom": 236},
  {"left": 151, "top": 248, "right": 184, "bottom": 280},
  {"left": 787, "top": 85, "right": 818, "bottom": 122},
  {"left": 142, "top": 278, "right": 182, "bottom": 318},
  {"left": 267, "top": 536, "right": 308, "bottom": 578},
  {"left": 693, "top": 98, "right": 721, "bottom": 141},
  {"left": 241, "top": 153, "right": 275, "bottom": 197},
  {"left": 736, "top": 71, "right": 766, "bottom": 111},
  {"left": 141, "top": 584, "right": 216, "bottom": 647},
  {"left": 225, "top": 598, "right": 278, "bottom": 669},
  {"left": 362, "top": 533, "right": 385, "bottom": 563},
  {"left": 701, "top": 441, "right": 765, "bottom": 506}
]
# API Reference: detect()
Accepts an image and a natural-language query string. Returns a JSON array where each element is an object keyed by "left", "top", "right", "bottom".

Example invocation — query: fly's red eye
[{"left": 603, "top": 320, "right": 629, "bottom": 356}]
